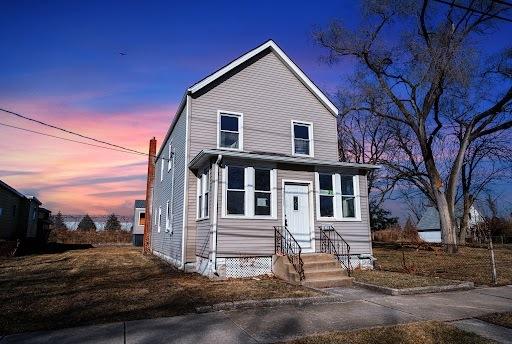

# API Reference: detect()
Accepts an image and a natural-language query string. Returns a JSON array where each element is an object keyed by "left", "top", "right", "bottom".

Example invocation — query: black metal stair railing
[
  {"left": 319, "top": 225, "right": 352, "bottom": 276},
  {"left": 274, "top": 226, "right": 305, "bottom": 281}
]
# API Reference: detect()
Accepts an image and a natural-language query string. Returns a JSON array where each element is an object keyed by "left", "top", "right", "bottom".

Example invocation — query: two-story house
[{"left": 148, "top": 40, "right": 377, "bottom": 286}]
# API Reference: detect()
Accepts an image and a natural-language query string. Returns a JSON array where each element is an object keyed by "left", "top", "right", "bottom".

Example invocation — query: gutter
[{"left": 211, "top": 154, "right": 222, "bottom": 276}]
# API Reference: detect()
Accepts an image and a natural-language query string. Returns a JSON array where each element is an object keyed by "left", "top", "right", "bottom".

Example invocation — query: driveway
[{"left": 2, "top": 286, "right": 512, "bottom": 344}]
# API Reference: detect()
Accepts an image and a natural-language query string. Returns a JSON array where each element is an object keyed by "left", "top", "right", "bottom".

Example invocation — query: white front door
[{"left": 284, "top": 183, "right": 312, "bottom": 251}]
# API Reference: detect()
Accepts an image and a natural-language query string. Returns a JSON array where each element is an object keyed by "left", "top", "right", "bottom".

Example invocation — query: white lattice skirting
[{"left": 224, "top": 257, "right": 272, "bottom": 278}]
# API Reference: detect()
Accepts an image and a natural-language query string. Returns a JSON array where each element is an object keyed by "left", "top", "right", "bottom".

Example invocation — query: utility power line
[
  {"left": 0, "top": 107, "right": 155, "bottom": 157},
  {"left": 0, "top": 107, "right": 166, "bottom": 161},
  {"left": 0, "top": 122, "right": 148, "bottom": 156},
  {"left": 433, "top": 0, "right": 512, "bottom": 23}
]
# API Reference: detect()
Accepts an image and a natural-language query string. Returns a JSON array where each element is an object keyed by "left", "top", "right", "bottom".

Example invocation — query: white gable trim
[{"left": 187, "top": 40, "right": 339, "bottom": 116}]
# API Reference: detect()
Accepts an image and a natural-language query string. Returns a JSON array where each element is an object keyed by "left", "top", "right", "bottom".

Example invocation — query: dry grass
[
  {"left": 0, "top": 246, "right": 318, "bottom": 335},
  {"left": 478, "top": 312, "right": 512, "bottom": 329},
  {"left": 373, "top": 228, "right": 422, "bottom": 243},
  {"left": 373, "top": 245, "right": 512, "bottom": 286},
  {"left": 48, "top": 229, "right": 132, "bottom": 244},
  {"left": 352, "top": 270, "right": 459, "bottom": 289},
  {"left": 284, "top": 321, "right": 493, "bottom": 344}
]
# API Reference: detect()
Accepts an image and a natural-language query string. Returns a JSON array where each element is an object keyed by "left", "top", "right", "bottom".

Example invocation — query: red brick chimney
[{"left": 143, "top": 137, "right": 157, "bottom": 254}]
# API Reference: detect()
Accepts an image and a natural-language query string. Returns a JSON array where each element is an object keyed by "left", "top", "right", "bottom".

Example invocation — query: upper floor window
[
  {"left": 292, "top": 121, "right": 313, "bottom": 156},
  {"left": 167, "top": 141, "right": 174, "bottom": 172},
  {"left": 160, "top": 159, "right": 164, "bottom": 182},
  {"left": 218, "top": 111, "right": 243, "bottom": 150}
]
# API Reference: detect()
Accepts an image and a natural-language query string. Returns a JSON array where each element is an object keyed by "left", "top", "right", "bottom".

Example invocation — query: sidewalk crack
[
  {"left": 363, "top": 299, "right": 425, "bottom": 320},
  {"left": 227, "top": 315, "right": 261, "bottom": 343}
]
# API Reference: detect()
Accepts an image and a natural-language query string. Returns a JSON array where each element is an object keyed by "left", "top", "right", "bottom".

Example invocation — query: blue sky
[{"left": 0, "top": 0, "right": 510, "bottom": 217}]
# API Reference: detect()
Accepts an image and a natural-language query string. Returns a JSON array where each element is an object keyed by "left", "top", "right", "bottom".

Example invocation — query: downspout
[{"left": 211, "top": 154, "right": 222, "bottom": 276}]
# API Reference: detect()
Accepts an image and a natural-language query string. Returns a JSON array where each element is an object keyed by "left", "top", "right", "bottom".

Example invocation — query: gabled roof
[
  {"left": 0, "top": 179, "right": 25, "bottom": 199},
  {"left": 187, "top": 40, "right": 339, "bottom": 116},
  {"left": 156, "top": 39, "right": 339, "bottom": 158}
]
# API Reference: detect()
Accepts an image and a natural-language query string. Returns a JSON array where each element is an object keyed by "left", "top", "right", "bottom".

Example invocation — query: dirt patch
[{"left": 478, "top": 312, "right": 512, "bottom": 329}]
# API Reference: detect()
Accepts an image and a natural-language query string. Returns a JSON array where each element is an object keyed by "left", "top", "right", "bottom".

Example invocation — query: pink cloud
[{"left": 0, "top": 96, "right": 178, "bottom": 215}]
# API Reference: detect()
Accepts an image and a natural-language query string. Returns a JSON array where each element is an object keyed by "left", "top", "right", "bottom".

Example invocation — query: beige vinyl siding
[
  {"left": 188, "top": 50, "right": 339, "bottom": 161},
  {"left": 214, "top": 164, "right": 371, "bottom": 257}
]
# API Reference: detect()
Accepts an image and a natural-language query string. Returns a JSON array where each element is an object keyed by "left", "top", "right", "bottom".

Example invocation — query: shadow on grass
[{"left": 41, "top": 243, "right": 94, "bottom": 254}]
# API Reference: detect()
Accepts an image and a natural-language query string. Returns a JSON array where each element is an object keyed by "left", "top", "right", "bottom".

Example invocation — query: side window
[
  {"left": 138, "top": 212, "right": 145, "bottom": 226},
  {"left": 226, "top": 166, "right": 245, "bottom": 215},
  {"left": 197, "top": 169, "right": 210, "bottom": 219},
  {"left": 168, "top": 142, "right": 174, "bottom": 172},
  {"left": 160, "top": 159, "right": 164, "bottom": 182},
  {"left": 292, "top": 122, "right": 313, "bottom": 156},
  {"left": 218, "top": 112, "right": 242, "bottom": 150},
  {"left": 254, "top": 169, "right": 271, "bottom": 216},
  {"left": 319, "top": 174, "right": 334, "bottom": 217},
  {"left": 157, "top": 207, "right": 162, "bottom": 233}
]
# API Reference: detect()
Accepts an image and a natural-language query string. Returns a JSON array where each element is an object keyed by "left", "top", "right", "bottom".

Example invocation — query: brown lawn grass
[
  {"left": 284, "top": 321, "right": 494, "bottom": 344},
  {"left": 478, "top": 312, "right": 512, "bottom": 329},
  {"left": 48, "top": 229, "right": 132, "bottom": 244},
  {"left": 372, "top": 245, "right": 512, "bottom": 286},
  {"left": 352, "top": 270, "right": 459, "bottom": 289},
  {"left": 0, "top": 245, "right": 318, "bottom": 335}
]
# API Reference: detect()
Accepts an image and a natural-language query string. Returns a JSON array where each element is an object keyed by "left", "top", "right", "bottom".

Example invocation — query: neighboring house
[
  {"left": 148, "top": 40, "right": 377, "bottom": 284},
  {"left": 0, "top": 179, "right": 51, "bottom": 243},
  {"left": 132, "top": 200, "right": 146, "bottom": 246},
  {"left": 417, "top": 205, "right": 484, "bottom": 242}
]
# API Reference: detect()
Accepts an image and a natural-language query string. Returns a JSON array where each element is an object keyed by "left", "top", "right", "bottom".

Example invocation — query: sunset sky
[{"left": 0, "top": 1, "right": 510, "bottom": 217}]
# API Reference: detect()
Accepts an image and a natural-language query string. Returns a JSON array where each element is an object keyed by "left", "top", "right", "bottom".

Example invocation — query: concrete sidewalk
[{"left": 2, "top": 286, "right": 511, "bottom": 344}]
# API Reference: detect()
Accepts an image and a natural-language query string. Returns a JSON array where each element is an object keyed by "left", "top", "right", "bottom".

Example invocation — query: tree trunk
[
  {"left": 436, "top": 193, "right": 458, "bottom": 253},
  {"left": 458, "top": 195, "right": 473, "bottom": 244}
]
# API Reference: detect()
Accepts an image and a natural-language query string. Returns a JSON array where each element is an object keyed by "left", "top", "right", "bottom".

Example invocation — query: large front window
[
  {"left": 227, "top": 166, "right": 245, "bottom": 215},
  {"left": 316, "top": 173, "right": 360, "bottom": 221},
  {"left": 219, "top": 112, "right": 242, "bottom": 150},
  {"left": 292, "top": 121, "right": 312, "bottom": 156}
]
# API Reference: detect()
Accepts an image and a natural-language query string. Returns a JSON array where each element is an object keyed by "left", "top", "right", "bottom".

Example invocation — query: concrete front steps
[{"left": 272, "top": 253, "right": 353, "bottom": 288}]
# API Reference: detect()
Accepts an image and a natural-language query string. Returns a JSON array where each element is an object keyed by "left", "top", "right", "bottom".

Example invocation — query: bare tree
[
  {"left": 315, "top": 0, "right": 512, "bottom": 253},
  {"left": 458, "top": 133, "right": 512, "bottom": 242}
]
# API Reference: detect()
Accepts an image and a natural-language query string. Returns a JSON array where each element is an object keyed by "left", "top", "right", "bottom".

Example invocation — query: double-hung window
[
  {"left": 157, "top": 206, "right": 162, "bottom": 233},
  {"left": 341, "top": 176, "right": 356, "bottom": 218},
  {"left": 226, "top": 166, "right": 245, "bottom": 215},
  {"left": 197, "top": 170, "right": 210, "bottom": 219},
  {"left": 218, "top": 111, "right": 243, "bottom": 150},
  {"left": 254, "top": 169, "right": 271, "bottom": 216},
  {"left": 165, "top": 200, "right": 170, "bottom": 231},
  {"left": 292, "top": 121, "right": 313, "bottom": 156},
  {"left": 167, "top": 142, "right": 174, "bottom": 172},
  {"left": 319, "top": 174, "right": 335, "bottom": 218},
  {"left": 160, "top": 159, "right": 164, "bottom": 182},
  {"left": 316, "top": 173, "right": 360, "bottom": 221}
]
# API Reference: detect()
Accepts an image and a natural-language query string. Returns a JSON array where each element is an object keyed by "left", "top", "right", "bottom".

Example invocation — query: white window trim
[
  {"left": 196, "top": 169, "right": 210, "bottom": 221},
  {"left": 138, "top": 211, "right": 145, "bottom": 226},
  {"left": 157, "top": 206, "right": 162, "bottom": 233},
  {"left": 221, "top": 165, "right": 277, "bottom": 219},
  {"left": 291, "top": 120, "right": 314, "bottom": 157},
  {"left": 315, "top": 173, "right": 361, "bottom": 222},
  {"left": 217, "top": 110, "right": 244, "bottom": 151}
]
